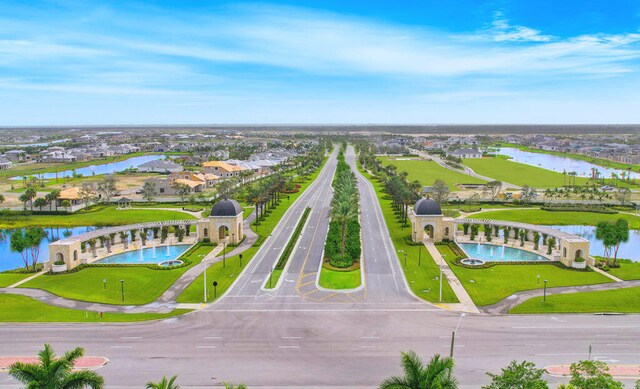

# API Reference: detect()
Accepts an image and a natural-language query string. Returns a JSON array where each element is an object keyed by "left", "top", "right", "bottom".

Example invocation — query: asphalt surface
[{"left": 1, "top": 148, "right": 639, "bottom": 388}]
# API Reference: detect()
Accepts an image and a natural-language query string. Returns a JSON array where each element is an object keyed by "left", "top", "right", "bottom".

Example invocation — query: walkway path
[
  {"left": 7, "top": 270, "right": 45, "bottom": 288},
  {"left": 482, "top": 279, "right": 640, "bottom": 315},
  {"left": 424, "top": 241, "right": 480, "bottom": 313}
]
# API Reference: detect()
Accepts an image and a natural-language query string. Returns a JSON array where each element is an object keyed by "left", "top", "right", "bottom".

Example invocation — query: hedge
[{"left": 274, "top": 207, "right": 311, "bottom": 270}]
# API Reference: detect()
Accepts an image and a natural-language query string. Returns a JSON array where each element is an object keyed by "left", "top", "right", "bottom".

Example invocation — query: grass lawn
[
  {"left": 0, "top": 294, "right": 189, "bottom": 322},
  {"left": 0, "top": 205, "right": 195, "bottom": 229},
  {"left": 608, "top": 260, "right": 640, "bottom": 281},
  {"left": 358, "top": 163, "right": 459, "bottom": 303},
  {"left": 0, "top": 273, "right": 33, "bottom": 287},
  {"left": 437, "top": 244, "right": 613, "bottom": 306},
  {"left": 474, "top": 208, "right": 640, "bottom": 229},
  {"left": 318, "top": 268, "right": 361, "bottom": 289},
  {"left": 510, "top": 286, "right": 640, "bottom": 314},
  {"left": 464, "top": 157, "right": 590, "bottom": 188},
  {"left": 379, "top": 157, "right": 485, "bottom": 190},
  {"left": 21, "top": 245, "right": 213, "bottom": 305},
  {"left": 177, "top": 158, "right": 328, "bottom": 302}
]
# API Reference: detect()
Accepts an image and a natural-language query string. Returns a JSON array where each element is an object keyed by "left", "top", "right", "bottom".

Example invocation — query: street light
[
  {"left": 239, "top": 253, "right": 243, "bottom": 267},
  {"left": 212, "top": 281, "right": 218, "bottom": 300},
  {"left": 103, "top": 278, "right": 107, "bottom": 290},
  {"left": 223, "top": 240, "right": 227, "bottom": 268},
  {"left": 543, "top": 279, "right": 548, "bottom": 302},
  {"left": 203, "top": 254, "right": 208, "bottom": 302},
  {"left": 120, "top": 279, "right": 125, "bottom": 302},
  {"left": 404, "top": 253, "right": 407, "bottom": 267},
  {"left": 450, "top": 313, "right": 466, "bottom": 358}
]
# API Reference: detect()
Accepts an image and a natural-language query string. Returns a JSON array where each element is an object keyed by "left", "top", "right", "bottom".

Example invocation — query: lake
[
  {"left": 551, "top": 225, "right": 640, "bottom": 261},
  {"left": 10, "top": 155, "right": 164, "bottom": 180},
  {"left": 497, "top": 147, "right": 639, "bottom": 180},
  {"left": 0, "top": 227, "right": 96, "bottom": 272}
]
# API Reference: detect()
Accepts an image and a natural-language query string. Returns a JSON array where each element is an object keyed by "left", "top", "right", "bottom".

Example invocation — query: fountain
[
  {"left": 166, "top": 242, "right": 171, "bottom": 256},
  {"left": 139, "top": 241, "right": 144, "bottom": 261},
  {"left": 501, "top": 244, "right": 506, "bottom": 259},
  {"left": 489, "top": 246, "right": 494, "bottom": 256},
  {"left": 152, "top": 239, "right": 157, "bottom": 259}
]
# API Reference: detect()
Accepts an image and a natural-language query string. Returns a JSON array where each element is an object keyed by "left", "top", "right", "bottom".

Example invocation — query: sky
[{"left": 1, "top": 0, "right": 640, "bottom": 125}]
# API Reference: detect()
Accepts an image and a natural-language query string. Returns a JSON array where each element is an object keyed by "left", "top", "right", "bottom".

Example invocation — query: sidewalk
[
  {"left": 424, "top": 241, "right": 480, "bottom": 314},
  {"left": 546, "top": 364, "right": 640, "bottom": 379}
]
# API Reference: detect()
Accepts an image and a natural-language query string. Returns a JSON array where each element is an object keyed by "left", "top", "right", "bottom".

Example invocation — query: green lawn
[
  {"left": 474, "top": 208, "right": 640, "bottom": 229},
  {"left": 21, "top": 245, "right": 213, "bottom": 305},
  {"left": 0, "top": 294, "right": 189, "bottom": 322},
  {"left": 0, "top": 205, "right": 195, "bottom": 229},
  {"left": 464, "top": 157, "right": 590, "bottom": 188},
  {"left": 319, "top": 268, "right": 361, "bottom": 290},
  {"left": 177, "top": 158, "right": 329, "bottom": 302},
  {"left": 358, "top": 163, "right": 459, "bottom": 303},
  {"left": 437, "top": 244, "right": 613, "bottom": 306},
  {"left": 0, "top": 273, "right": 33, "bottom": 287},
  {"left": 379, "top": 157, "right": 485, "bottom": 190},
  {"left": 608, "top": 260, "right": 640, "bottom": 281},
  {"left": 510, "top": 286, "right": 640, "bottom": 314}
]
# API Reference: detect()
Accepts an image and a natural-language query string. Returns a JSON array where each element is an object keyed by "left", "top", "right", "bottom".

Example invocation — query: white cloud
[{"left": 488, "top": 11, "right": 554, "bottom": 42}]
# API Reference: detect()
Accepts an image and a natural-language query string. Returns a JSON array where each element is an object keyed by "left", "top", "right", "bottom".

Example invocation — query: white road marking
[
  {"left": 121, "top": 336, "right": 142, "bottom": 340},
  {"left": 110, "top": 345, "right": 133, "bottom": 349},
  {"left": 282, "top": 336, "right": 302, "bottom": 339},
  {"left": 360, "top": 336, "right": 380, "bottom": 339},
  {"left": 196, "top": 345, "right": 217, "bottom": 349},
  {"left": 203, "top": 336, "right": 222, "bottom": 339},
  {"left": 278, "top": 345, "right": 300, "bottom": 349}
]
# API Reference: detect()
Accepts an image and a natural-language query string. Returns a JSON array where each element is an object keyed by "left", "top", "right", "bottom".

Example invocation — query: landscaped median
[
  {"left": 436, "top": 242, "right": 613, "bottom": 307},
  {"left": 264, "top": 207, "right": 311, "bottom": 289},
  {"left": 177, "top": 157, "right": 329, "bottom": 303},
  {"left": 356, "top": 161, "right": 458, "bottom": 303},
  {"left": 318, "top": 147, "right": 362, "bottom": 290}
]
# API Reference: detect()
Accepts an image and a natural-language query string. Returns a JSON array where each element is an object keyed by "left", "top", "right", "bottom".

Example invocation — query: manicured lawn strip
[
  {"left": 464, "top": 157, "right": 590, "bottom": 188},
  {"left": 437, "top": 244, "right": 613, "bottom": 306},
  {"left": 318, "top": 268, "right": 361, "bottom": 290},
  {"left": 0, "top": 205, "right": 195, "bottom": 229},
  {"left": 473, "top": 208, "right": 640, "bottom": 229},
  {"left": 0, "top": 294, "right": 190, "bottom": 322},
  {"left": 608, "top": 260, "right": 640, "bottom": 281},
  {"left": 358, "top": 164, "right": 458, "bottom": 303},
  {"left": 510, "top": 286, "right": 640, "bottom": 314},
  {"left": 177, "top": 158, "right": 329, "bottom": 302},
  {"left": 265, "top": 207, "right": 311, "bottom": 289},
  {"left": 21, "top": 245, "right": 213, "bottom": 305},
  {"left": 0, "top": 273, "right": 33, "bottom": 287},
  {"left": 379, "top": 157, "right": 485, "bottom": 190}
]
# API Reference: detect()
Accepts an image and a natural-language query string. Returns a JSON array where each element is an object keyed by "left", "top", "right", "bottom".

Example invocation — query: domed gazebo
[
  {"left": 197, "top": 198, "right": 244, "bottom": 244},
  {"left": 409, "top": 198, "right": 455, "bottom": 242}
]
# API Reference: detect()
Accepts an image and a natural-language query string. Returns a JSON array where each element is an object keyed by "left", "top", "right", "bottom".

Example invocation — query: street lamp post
[
  {"left": 404, "top": 253, "right": 407, "bottom": 267},
  {"left": 212, "top": 281, "right": 218, "bottom": 300},
  {"left": 103, "top": 278, "right": 107, "bottom": 290},
  {"left": 543, "top": 279, "right": 548, "bottom": 302},
  {"left": 439, "top": 250, "right": 443, "bottom": 302},
  {"left": 450, "top": 313, "right": 466, "bottom": 358},
  {"left": 203, "top": 254, "right": 208, "bottom": 302},
  {"left": 239, "top": 253, "right": 243, "bottom": 267},
  {"left": 223, "top": 240, "right": 227, "bottom": 268},
  {"left": 120, "top": 279, "right": 125, "bottom": 302}
]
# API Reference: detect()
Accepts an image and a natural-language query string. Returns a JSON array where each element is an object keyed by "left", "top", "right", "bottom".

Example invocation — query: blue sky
[{"left": 1, "top": 0, "right": 640, "bottom": 125}]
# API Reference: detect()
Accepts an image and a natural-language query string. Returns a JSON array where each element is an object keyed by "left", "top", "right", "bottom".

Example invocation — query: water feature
[
  {"left": 158, "top": 259, "right": 184, "bottom": 267},
  {"left": 497, "top": 147, "right": 639, "bottom": 179},
  {"left": 10, "top": 155, "right": 165, "bottom": 180},
  {"left": 94, "top": 244, "right": 191, "bottom": 265},
  {"left": 551, "top": 225, "right": 640, "bottom": 261},
  {"left": 461, "top": 258, "right": 485, "bottom": 266},
  {"left": 0, "top": 227, "right": 96, "bottom": 272},
  {"left": 501, "top": 244, "right": 505, "bottom": 259},
  {"left": 459, "top": 243, "right": 549, "bottom": 262}
]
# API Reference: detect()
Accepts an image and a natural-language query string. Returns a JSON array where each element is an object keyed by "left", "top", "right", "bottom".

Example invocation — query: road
[{"left": 1, "top": 147, "right": 639, "bottom": 388}]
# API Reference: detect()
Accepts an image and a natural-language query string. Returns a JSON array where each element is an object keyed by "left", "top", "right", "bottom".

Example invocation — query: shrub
[{"left": 574, "top": 257, "right": 585, "bottom": 263}]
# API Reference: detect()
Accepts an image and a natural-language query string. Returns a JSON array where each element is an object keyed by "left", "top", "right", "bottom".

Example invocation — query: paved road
[{"left": 2, "top": 147, "right": 640, "bottom": 388}]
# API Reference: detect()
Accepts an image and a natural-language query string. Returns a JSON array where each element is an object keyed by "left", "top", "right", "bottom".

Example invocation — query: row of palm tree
[
  {"left": 328, "top": 148, "right": 360, "bottom": 259},
  {"left": 18, "top": 188, "right": 62, "bottom": 211}
]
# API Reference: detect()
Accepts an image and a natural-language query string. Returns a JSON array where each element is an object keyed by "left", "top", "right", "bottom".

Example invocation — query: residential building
[
  {"left": 138, "top": 159, "right": 184, "bottom": 173},
  {"left": 450, "top": 148, "right": 482, "bottom": 159}
]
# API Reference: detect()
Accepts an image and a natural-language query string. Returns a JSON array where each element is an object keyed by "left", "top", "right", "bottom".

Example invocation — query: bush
[
  {"left": 574, "top": 257, "right": 585, "bottom": 263},
  {"left": 53, "top": 260, "right": 65, "bottom": 266}
]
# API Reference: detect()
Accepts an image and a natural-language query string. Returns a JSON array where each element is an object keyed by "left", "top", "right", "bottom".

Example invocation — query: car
[{"left": 601, "top": 185, "right": 614, "bottom": 191}]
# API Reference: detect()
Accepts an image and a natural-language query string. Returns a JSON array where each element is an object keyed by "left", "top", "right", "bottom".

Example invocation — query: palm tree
[
  {"left": 146, "top": 375, "right": 180, "bottom": 389},
  {"left": 330, "top": 196, "right": 358, "bottom": 257},
  {"left": 9, "top": 344, "right": 104, "bottom": 389},
  {"left": 380, "top": 351, "right": 458, "bottom": 389},
  {"left": 224, "top": 384, "right": 247, "bottom": 389}
]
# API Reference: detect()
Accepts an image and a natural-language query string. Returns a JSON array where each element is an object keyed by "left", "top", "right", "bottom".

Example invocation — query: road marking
[
  {"left": 606, "top": 343, "right": 630, "bottom": 346},
  {"left": 360, "top": 336, "right": 380, "bottom": 339},
  {"left": 278, "top": 345, "right": 300, "bottom": 349},
  {"left": 110, "top": 345, "right": 133, "bottom": 349},
  {"left": 196, "top": 345, "right": 217, "bottom": 349},
  {"left": 203, "top": 336, "right": 222, "bottom": 339},
  {"left": 121, "top": 336, "right": 142, "bottom": 340},
  {"left": 282, "top": 336, "right": 302, "bottom": 339}
]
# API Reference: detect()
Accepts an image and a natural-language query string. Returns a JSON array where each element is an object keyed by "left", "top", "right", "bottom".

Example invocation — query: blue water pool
[
  {"left": 94, "top": 244, "right": 191, "bottom": 265},
  {"left": 459, "top": 243, "right": 549, "bottom": 262}
]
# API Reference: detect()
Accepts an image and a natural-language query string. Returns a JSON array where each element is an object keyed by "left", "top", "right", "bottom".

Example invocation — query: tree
[
  {"left": 47, "top": 189, "right": 61, "bottom": 211},
  {"left": 78, "top": 187, "right": 94, "bottom": 207},
  {"left": 25, "top": 226, "right": 46, "bottom": 270},
  {"left": 142, "top": 181, "right": 157, "bottom": 202},
  {"left": 146, "top": 375, "right": 180, "bottom": 389},
  {"left": 10, "top": 230, "right": 30, "bottom": 270},
  {"left": 431, "top": 179, "right": 450, "bottom": 204},
  {"left": 0, "top": 193, "right": 4, "bottom": 204},
  {"left": 23, "top": 188, "right": 37, "bottom": 211},
  {"left": 379, "top": 351, "right": 457, "bottom": 389},
  {"left": 483, "top": 181, "right": 502, "bottom": 202},
  {"left": 567, "top": 360, "right": 623, "bottom": 389},
  {"left": 520, "top": 185, "right": 537, "bottom": 204},
  {"left": 97, "top": 175, "right": 118, "bottom": 203},
  {"left": 330, "top": 197, "right": 358, "bottom": 257},
  {"left": 9, "top": 344, "right": 104, "bottom": 389},
  {"left": 223, "top": 384, "right": 247, "bottom": 389},
  {"left": 614, "top": 187, "right": 631, "bottom": 205},
  {"left": 483, "top": 360, "right": 548, "bottom": 389},
  {"left": 595, "top": 219, "right": 629, "bottom": 264},
  {"left": 216, "top": 179, "right": 235, "bottom": 199},
  {"left": 172, "top": 182, "right": 191, "bottom": 204},
  {"left": 33, "top": 197, "right": 47, "bottom": 211}
]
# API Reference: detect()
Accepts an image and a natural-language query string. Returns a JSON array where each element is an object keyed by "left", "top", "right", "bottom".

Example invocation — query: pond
[
  {"left": 551, "top": 225, "right": 640, "bottom": 261},
  {"left": 497, "top": 147, "right": 639, "bottom": 180},
  {"left": 0, "top": 227, "right": 96, "bottom": 272},
  {"left": 10, "top": 155, "right": 165, "bottom": 180},
  {"left": 459, "top": 242, "right": 549, "bottom": 262}
]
